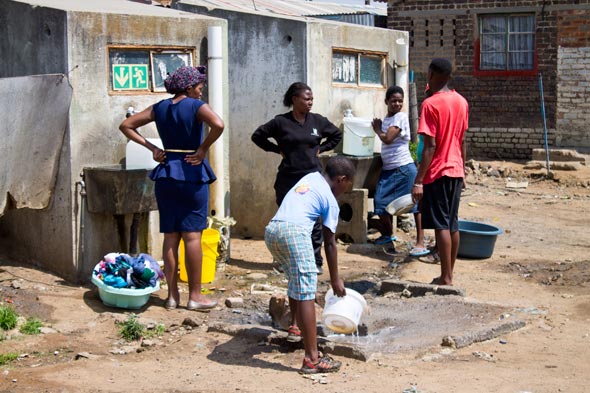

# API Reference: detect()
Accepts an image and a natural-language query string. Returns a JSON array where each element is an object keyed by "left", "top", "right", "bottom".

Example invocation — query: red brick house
[{"left": 376, "top": 0, "right": 590, "bottom": 159}]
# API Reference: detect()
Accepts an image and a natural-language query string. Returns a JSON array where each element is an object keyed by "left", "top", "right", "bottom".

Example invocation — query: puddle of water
[{"left": 323, "top": 295, "right": 510, "bottom": 355}]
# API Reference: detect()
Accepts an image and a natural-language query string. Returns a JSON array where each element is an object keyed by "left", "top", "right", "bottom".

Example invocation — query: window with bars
[
  {"left": 479, "top": 14, "right": 535, "bottom": 71},
  {"left": 332, "top": 50, "right": 387, "bottom": 87}
]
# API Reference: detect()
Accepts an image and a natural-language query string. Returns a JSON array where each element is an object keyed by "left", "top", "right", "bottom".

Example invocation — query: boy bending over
[{"left": 265, "top": 156, "right": 355, "bottom": 374}]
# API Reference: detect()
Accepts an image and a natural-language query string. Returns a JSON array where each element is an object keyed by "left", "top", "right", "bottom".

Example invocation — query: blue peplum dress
[{"left": 149, "top": 97, "right": 216, "bottom": 233}]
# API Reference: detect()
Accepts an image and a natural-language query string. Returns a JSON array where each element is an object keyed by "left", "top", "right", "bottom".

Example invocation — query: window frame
[
  {"left": 331, "top": 48, "right": 388, "bottom": 88},
  {"left": 107, "top": 45, "right": 197, "bottom": 95},
  {"left": 473, "top": 13, "right": 537, "bottom": 77}
]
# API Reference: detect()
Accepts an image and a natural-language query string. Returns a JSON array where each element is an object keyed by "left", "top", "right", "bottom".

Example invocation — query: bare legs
[
  {"left": 293, "top": 298, "right": 319, "bottom": 362},
  {"left": 162, "top": 232, "right": 181, "bottom": 304},
  {"left": 434, "top": 228, "right": 460, "bottom": 285},
  {"left": 162, "top": 230, "right": 215, "bottom": 306},
  {"left": 376, "top": 213, "right": 393, "bottom": 238},
  {"left": 414, "top": 212, "right": 425, "bottom": 250},
  {"left": 288, "top": 298, "right": 297, "bottom": 327},
  {"left": 182, "top": 231, "right": 215, "bottom": 305}
]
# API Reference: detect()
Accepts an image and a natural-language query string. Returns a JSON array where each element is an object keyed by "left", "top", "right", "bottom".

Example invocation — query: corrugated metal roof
[{"left": 178, "top": 0, "right": 387, "bottom": 17}]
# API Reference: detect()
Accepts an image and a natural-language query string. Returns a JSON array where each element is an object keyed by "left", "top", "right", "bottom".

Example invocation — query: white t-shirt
[
  {"left": 271, "top": 172, "right": 340, "bottom": 234},
  {"left": 380, "top": 112, "right": 414, "bottom": 170}
]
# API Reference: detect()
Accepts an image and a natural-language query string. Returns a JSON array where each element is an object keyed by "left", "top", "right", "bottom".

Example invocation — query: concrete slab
[
  {"left": 206, "top": 290, "right": 524, "bottom": 361},
  {"left": 532, "top": 148, "right": 586, "bottom": 163},
  {"left": 442, "top": 319, "right": 526, "bottom": 349},
  {"left": 380, "top": 279, "right": 466, "bottom": 297}
]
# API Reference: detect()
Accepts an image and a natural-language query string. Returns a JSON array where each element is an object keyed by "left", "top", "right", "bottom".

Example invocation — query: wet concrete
[{"left": 207, "top": 286, "right": 525, "bottom": 361}]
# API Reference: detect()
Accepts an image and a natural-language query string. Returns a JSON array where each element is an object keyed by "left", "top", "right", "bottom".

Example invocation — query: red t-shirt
[{"left": 417, "top": 90, "right": 469, "bottom": 184}]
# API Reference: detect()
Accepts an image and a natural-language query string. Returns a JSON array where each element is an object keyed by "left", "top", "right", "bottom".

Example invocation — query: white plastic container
[
  {"left": 322, "top": 288, "right": 367, "bottom": 334},
  {"left": 385, "top": 193, "right": 415, "bottom": 216},
  {"left": 343, "top": 117, "right": 375, "bottom": 157},
  {"left": 125, "top": 138, "right": 163, "bottom": 169}
]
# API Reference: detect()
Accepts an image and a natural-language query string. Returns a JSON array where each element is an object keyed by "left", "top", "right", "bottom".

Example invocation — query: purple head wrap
[{"left": 164, "top": 65, "right": 207, "bottom": 94}]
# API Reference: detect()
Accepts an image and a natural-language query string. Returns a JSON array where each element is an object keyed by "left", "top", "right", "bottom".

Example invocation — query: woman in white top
[{"left": 371, "top": 86, "right": 425, "bottom": 254}]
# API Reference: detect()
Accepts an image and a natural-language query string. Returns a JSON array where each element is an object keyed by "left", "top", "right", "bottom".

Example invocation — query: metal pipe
[
  {"left": 75, "top": 175, "right": 87, "bottom": 268},
  {"left": 538, "top": 73, "right": 551, "bottom": 177}
]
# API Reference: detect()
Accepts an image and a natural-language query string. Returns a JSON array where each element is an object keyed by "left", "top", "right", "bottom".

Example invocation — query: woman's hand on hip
[
  {"left": 185, "top": 148, "right": 206, "bottom": 166},
  {"left": 152, "top": 148, "right": 166, "bottom": 162}
]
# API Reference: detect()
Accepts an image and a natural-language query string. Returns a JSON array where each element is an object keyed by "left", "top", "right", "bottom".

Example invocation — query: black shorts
[{"left": 420, "top": 176, "right": 462, "bottom": 231}]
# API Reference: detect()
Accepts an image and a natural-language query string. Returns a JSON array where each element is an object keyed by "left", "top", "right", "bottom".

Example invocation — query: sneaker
[
  {"left": 299, "top": 354, "right": 342, "bottom": 374},
  {"left": 286, "top": 325, "right": 302, "bottom": 343},
  {"left": 316, "top": 265, "right": 324, "bottom": 275}
]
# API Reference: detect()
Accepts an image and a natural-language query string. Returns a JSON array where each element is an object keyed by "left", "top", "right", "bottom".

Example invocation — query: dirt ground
[{"left": 1, "top": 160, "right": 589, "bottom": 393}]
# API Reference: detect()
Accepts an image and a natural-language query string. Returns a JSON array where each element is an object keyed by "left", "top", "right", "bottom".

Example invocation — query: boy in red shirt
[{"left": 411, "top": 58, "right": 469, "bottom": 286}]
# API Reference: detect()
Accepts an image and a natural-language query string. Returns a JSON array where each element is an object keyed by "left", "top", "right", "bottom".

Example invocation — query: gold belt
[{"left": 164, "top": 149, "right": 196, "bottom": 153}]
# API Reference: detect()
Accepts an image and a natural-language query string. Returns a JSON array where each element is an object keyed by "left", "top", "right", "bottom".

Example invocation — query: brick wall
[
  {"left": 556, "top": 11, "right": 590, "bottom": 148},
  {"left": 467, "top": 127, "right": 555, "bottom": 159},
  {"left": 387, "top": 0, "right": 590, "bottom": 157}
]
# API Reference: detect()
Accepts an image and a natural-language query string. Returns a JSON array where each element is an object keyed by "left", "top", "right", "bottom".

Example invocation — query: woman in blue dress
[{"left": 119, "top": 66, "right": 224, "bottom": 311}]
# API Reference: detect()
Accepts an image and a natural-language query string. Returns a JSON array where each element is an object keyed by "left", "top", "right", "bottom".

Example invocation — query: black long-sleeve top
[{"left": 251, "top": 112, "right": 342, "bottom": 176}]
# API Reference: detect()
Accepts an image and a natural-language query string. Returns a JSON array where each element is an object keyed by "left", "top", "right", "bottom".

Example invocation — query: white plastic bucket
[
  {"left": 343, "top": 117, "right": 375, "bottom": 157},
  {"left": 125, "top": 138, "right": 163, "bottom": 169},
  {"left": 322, "top": 288, "right": 367, "bottom": 334}
]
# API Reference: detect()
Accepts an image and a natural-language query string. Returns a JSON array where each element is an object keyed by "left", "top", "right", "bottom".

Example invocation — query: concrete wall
[
  {"left": 0, "top": 0, "right": 228, "bottom": 282},
  {"left": 176, "top": 2, "right": 407, "bottom": 238},
  {"left": 386, "top": 0, "right": 590, "bottom": 159},
  {"left": 68, "top": 11, "right": 227, "bottom": 282},
  {"left": 0, "top": 1, "right": 75, "bottom": 279},
  {"left": 176, "top": 3, "right": 308, "bottom": 238},
  {"left": 307, "top": 22, "right": 407, "bottom": 127},
  {"left": 0, "top": 0, "right": 68, "bottom": 77}
]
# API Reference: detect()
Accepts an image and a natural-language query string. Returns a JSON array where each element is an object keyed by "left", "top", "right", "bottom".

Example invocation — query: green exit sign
[{"left": 112, "top": 64, "right": 149, "bottom": 90}]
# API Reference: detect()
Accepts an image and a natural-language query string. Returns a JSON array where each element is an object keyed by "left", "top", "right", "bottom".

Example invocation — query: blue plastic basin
[{"left": 457, "top": 220, "right": 503, "bottom": 259}]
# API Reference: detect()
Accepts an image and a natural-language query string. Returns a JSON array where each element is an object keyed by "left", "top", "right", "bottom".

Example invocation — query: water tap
[
  {"left": 126, "top": 106, "right": 136, "bottom": 118},
  {"left": 344, "top": 108, "right": 353, "bottom": 118}
]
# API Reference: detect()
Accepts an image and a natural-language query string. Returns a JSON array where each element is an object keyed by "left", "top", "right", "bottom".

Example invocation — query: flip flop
[
  {"left": 409, "top": 247, "right": 430, "bottom": 257},
  {"left": 374, "top": 235, "right": 397, "bottom": 245}
]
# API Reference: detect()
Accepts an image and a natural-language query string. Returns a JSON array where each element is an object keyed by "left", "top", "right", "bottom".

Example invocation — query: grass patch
[
  {"left": 117, "top": 314, "right": 145, "bottom": 341},
  {"left": 146, "top": 323, "right": 166, "bottom": 339},
  {"left": 0, "top": 353, "right": 19, "bottom": 366},
  {"left": 0, "top": 305, "right": 18, "bottom": 331},
  {"left": 19, "top": 318, "right": 43, "bottom": 335}
]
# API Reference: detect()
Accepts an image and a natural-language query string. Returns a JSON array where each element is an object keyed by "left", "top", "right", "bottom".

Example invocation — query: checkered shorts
[{"left": 264, "top": 221, "right": 318, "bottom": 301}]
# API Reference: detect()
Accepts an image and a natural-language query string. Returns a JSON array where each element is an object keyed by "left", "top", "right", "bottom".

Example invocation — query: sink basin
[
  {"left": 320, "top": 153, "right": 381, "bottom": 196},
  {"left": 83, "top": 165, "right": 157, "bottom": 214}
]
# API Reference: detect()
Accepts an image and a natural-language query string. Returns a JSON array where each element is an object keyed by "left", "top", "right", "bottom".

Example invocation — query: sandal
[
  {"left": 299, "top": 354, "right": 342, "bottom": 374},
  {"left": 374, "top": 235, "right": 397, "bottom": 245},
  {"left": 164, "top": 298, "right": 178, "bottom": 310},
  {"left": 187, "top": 299, "right": 218, "bottom": 311},
  {"left": 286, "top": 325, "right": 302, "bottom": 343},
  {"left": 409, "top": 247, "right": 430, "bottom": 257}
]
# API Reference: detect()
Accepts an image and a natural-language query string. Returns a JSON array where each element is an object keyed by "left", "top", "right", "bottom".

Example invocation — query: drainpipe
[
  {"left": 208, "top": 25, "right": 226, "bottom": 218},
  {"left": 394, "top": 38, "right": 409, "bottom": 110}
]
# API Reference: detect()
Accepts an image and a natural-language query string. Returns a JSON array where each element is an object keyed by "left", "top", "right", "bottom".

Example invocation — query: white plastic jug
[
  {"left": 343, "top": 117, "right": 375, "bottom": 157},
  {"left": 125, "top": 138, "right": 163, "bottom": 169},
  {"left": 322, "top": 288, "right": 367, "bottom": 334}
]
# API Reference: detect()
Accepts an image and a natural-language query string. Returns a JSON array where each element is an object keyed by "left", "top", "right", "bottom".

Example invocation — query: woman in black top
[{"left": 252, "top": 82, "right": 342, "bottom": 275}]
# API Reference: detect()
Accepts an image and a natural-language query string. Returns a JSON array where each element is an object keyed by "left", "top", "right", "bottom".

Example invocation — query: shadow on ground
[{"left": 207, "top": 328, "right": 297, "bottom": 372}]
